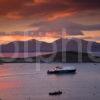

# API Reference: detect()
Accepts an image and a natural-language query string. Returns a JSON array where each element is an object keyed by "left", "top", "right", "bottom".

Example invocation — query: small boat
[
  {"left": 47, "top": 66, "right": 76, "bottom": 74},
  {"left": 49, "top": 91, "right": 62, "bottom": 96}
]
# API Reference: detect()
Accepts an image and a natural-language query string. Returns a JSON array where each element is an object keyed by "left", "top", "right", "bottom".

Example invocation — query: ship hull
[{"left": 47, "top": 69, "right": 76, "bottom": 74}]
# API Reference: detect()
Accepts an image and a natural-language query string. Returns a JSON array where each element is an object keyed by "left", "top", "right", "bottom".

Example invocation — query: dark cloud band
[{"left": 0, "top": 0, "right": 100, "bottom": 20}]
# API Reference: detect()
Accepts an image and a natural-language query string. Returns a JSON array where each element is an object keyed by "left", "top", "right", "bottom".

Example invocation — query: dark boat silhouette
[
  {"left": 49, "top": 91, "right": 62, "bottom": 96},
  {"left": 47, "top": 66, "right": 76, "bottom": 74}
]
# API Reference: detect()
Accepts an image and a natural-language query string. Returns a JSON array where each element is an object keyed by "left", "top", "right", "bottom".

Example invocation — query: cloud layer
[
  {"left": 0, "top": 0, "right": 100, "bottom": 20},
  {"left": 0, "top": 0, "right": 100, "bottom": 43}
]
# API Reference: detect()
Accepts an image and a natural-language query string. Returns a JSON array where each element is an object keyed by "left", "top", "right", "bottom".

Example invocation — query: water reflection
[
  {"left": 0, "top": 63, "right": 100, "bottom": 100},
  {"left": 0, "top": 80, "right": 21, "bottom": 90},
  {"left": 0, "top": 68, "right": 10, "bottom": 76}
]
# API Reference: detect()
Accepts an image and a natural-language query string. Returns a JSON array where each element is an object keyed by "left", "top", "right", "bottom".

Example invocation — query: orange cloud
[
  {"left": 5, "top": 12, "right": 23, "bottom": 20},
  {"left": 33, "top": 0, "right": 49, "bottom": 4},
  {"left": 47, "top": 11, "right": 75, "bottom": 21},
  {"left": 0, "top": 31, "right": 100, "bottom": 44},
  {"left": 0, "top": 0, "right": 100, "bottom": 21},
  {"left": 0, "top": 35, "right": 33, "bottom": 44}
]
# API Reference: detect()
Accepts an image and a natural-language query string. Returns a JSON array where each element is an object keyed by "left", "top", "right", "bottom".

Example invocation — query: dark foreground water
[{"left": 0, "top": 63, "right": 100, "bottom": 100}]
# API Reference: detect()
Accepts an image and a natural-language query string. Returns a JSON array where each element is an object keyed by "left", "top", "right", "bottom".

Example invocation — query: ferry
[{"left": 47, "top": 66, "right": 76, "bottom": 74}]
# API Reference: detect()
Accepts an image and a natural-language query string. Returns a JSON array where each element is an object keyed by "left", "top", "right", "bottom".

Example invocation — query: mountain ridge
[{"left": 0, "top": 38, "right": 99, "bottom": 56}]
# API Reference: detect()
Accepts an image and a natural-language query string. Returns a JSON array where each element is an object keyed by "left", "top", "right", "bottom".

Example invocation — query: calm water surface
[{"left": 0, "top": 63, "right": 100, "bottom": 100}]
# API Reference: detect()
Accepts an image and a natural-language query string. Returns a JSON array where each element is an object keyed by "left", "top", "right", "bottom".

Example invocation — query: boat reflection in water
[{"left": 47, "top": 66, "right": 76, "bottom": 74}]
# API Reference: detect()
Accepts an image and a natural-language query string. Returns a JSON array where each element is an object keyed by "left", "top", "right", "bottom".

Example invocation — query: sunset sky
[{"left": 0, "top": 0, "right": 100, "bottom": 43}]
